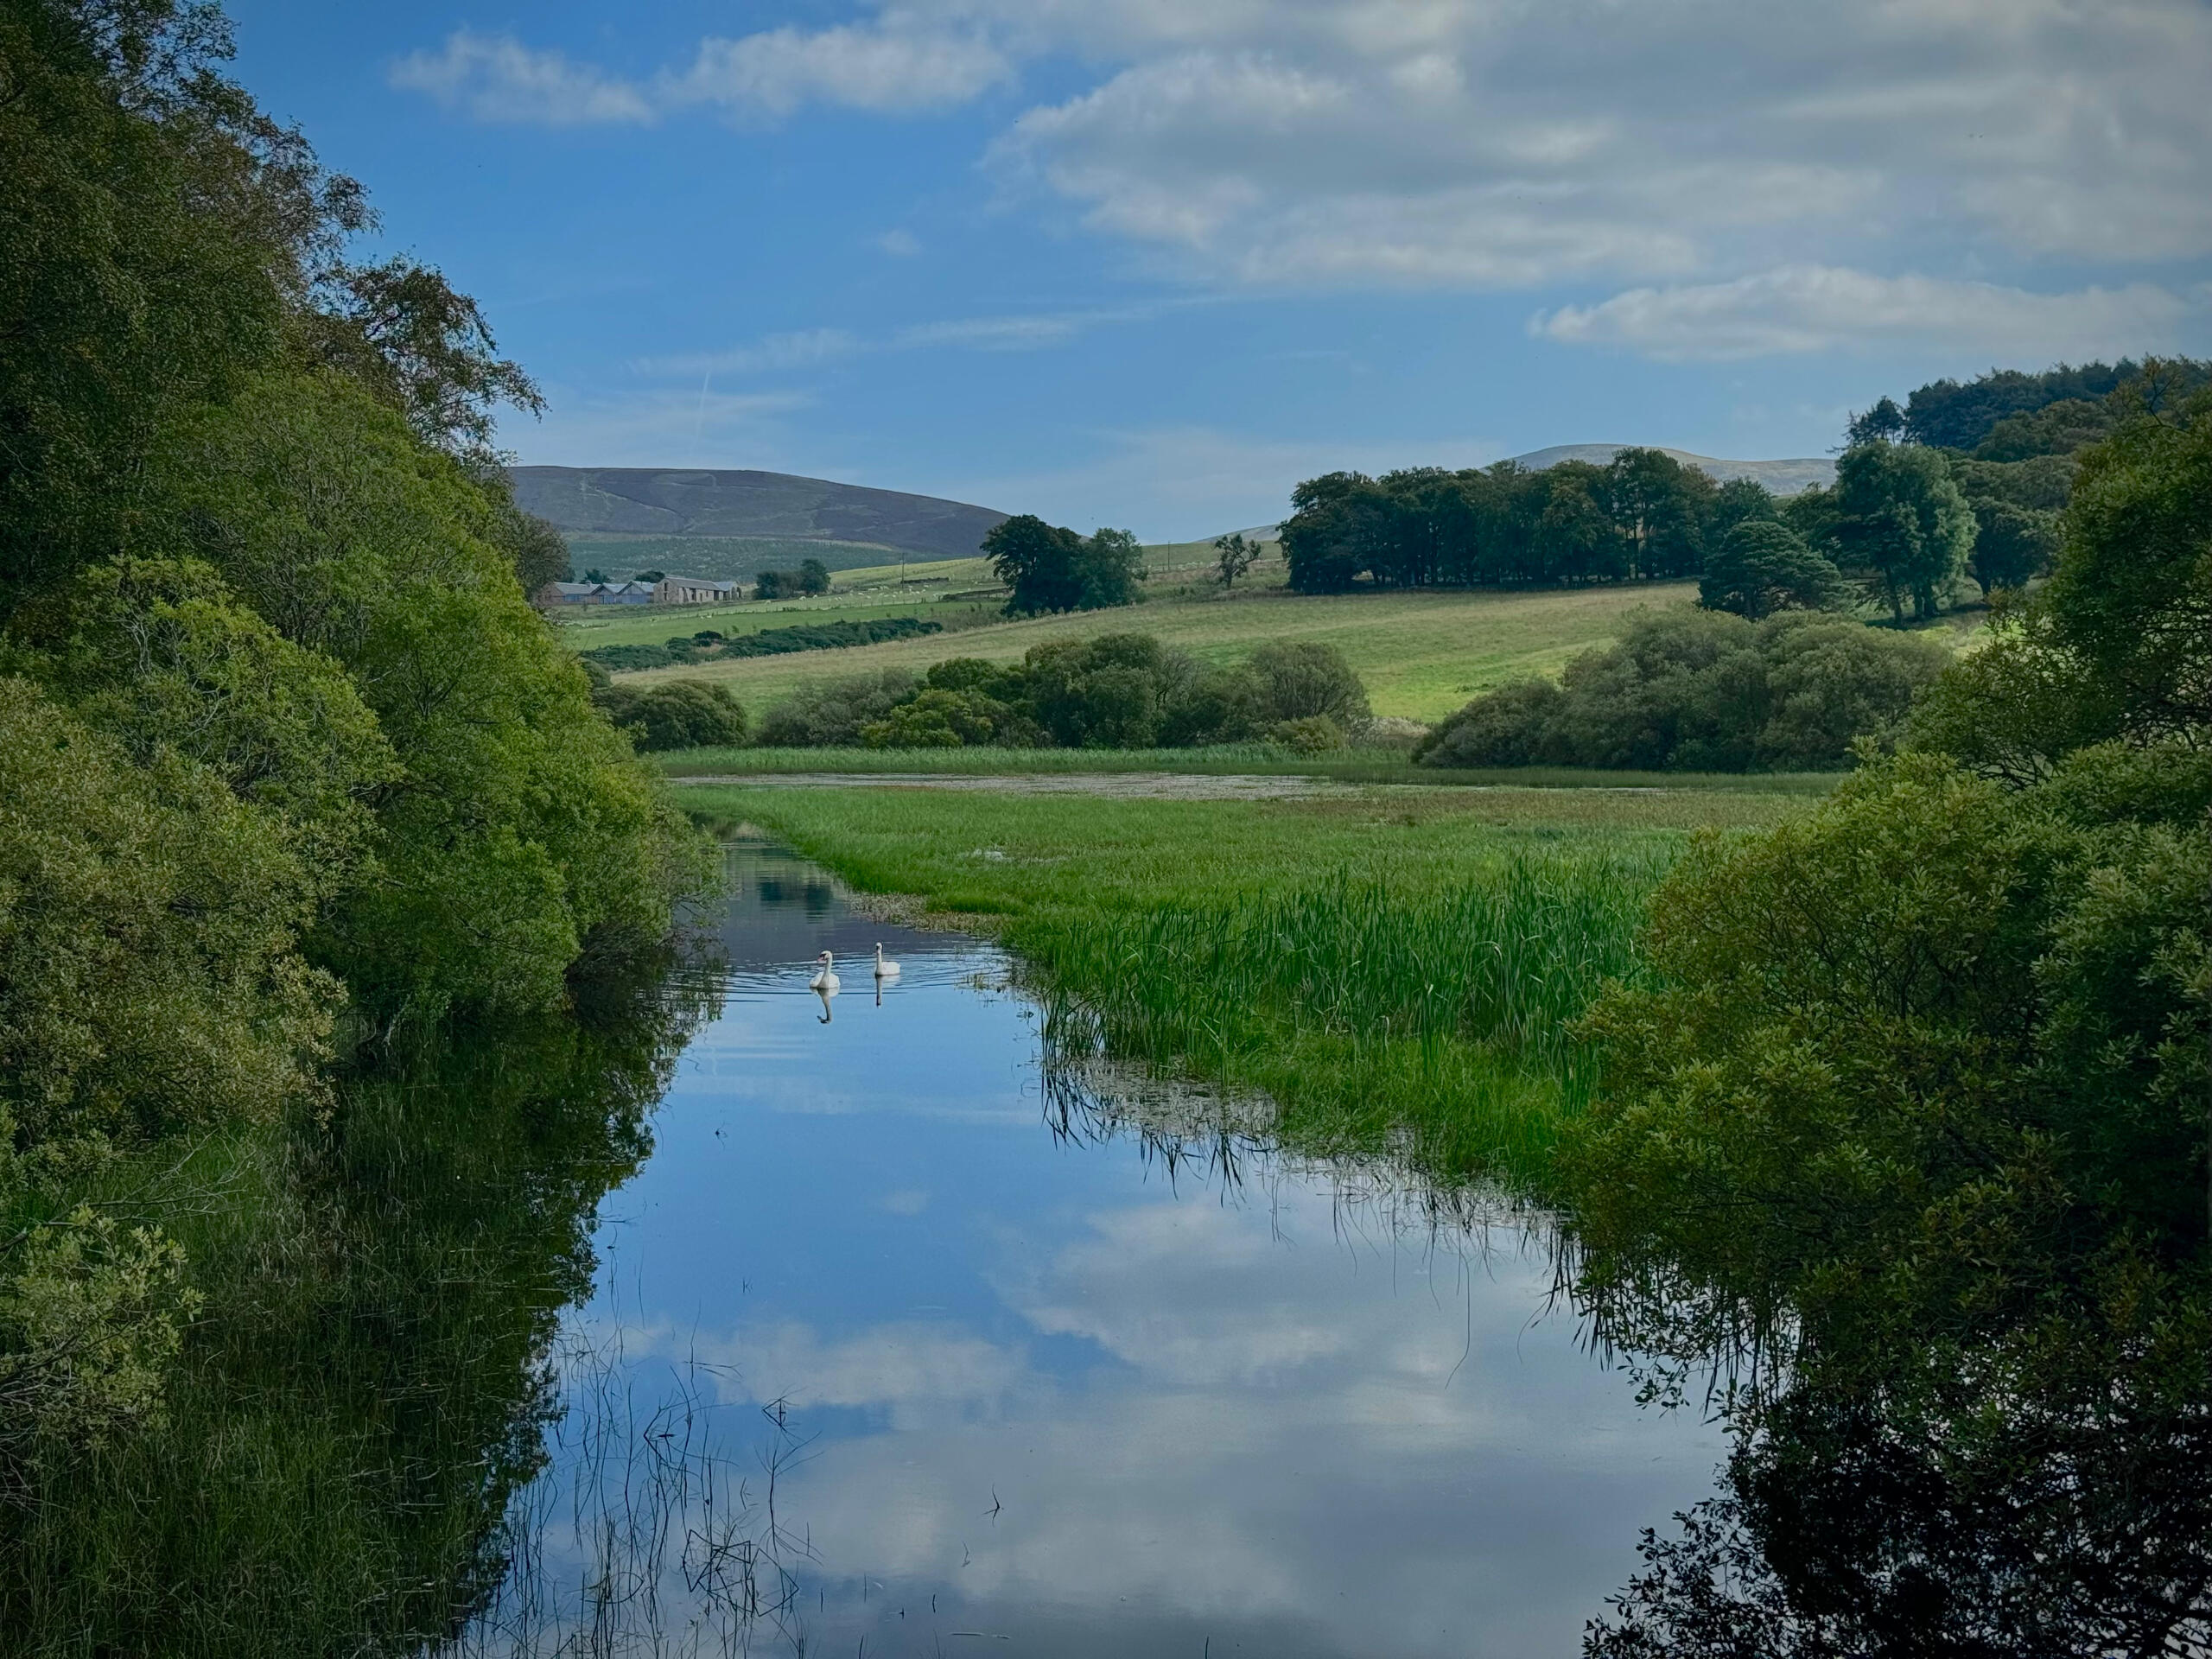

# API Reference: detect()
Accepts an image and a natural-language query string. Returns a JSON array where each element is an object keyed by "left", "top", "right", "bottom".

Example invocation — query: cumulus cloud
[
  {"left": 665, "top": 23, "right": 1010, "bottom": 118},
  {"left": 980, "top": 0, "right": 2212, "bottom": 294},
  {"left": 389, "top": 30, "right": 655, "bottom": 124},
  {"left": 1530, "top": 267, "right": 2211, "bottom": 362},
  {"left": 408, "top": 1, "right": 2212, "bottom": 359},
  {"left": 391, "top": 20, "right": 1007, "bottom": 125}
]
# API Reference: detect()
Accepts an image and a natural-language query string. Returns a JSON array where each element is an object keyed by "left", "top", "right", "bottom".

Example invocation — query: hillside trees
[
  {"left": 1830, "top": 441, "right": 1978, "bottom": 621},
  {"left": 1697, "top": 520, "right": 1847, "bottom": 620},
  {"left": 985, "top": 515, "right": 1145, "bottom": 615},
  {"left": 1281, "top": 450, "right": 1745, "bottom": 594},
  {"left": 1569, "top": 392, "right": 2212, "bottom": 1648},
  {"left": 0, "top": 0, "right": 709, "bottom": 1459}
]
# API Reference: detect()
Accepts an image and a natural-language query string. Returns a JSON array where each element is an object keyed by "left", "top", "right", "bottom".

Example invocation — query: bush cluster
[
  {"left": 753, "top": 558, "right": 830, "bottom": 599},
  {"left": 0, "top": 2, "right": 707, "bottom": 1465},
  {"left": 581, "top": 614, "right": 942, "bottom": 672},
  {"left": 756, "top": 636, "right": 1371, "bottom": 751},
  {"left": 1416, "top": 609, "right": 1949, "bottom": 772}
]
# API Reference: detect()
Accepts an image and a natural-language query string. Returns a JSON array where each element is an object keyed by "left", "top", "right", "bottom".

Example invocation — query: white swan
[
  {"left": 874, "top": 943, "right": 900, "bottom": 980},
  {"left": 808, "top": 950, "right": 841, "bottom": 993}
]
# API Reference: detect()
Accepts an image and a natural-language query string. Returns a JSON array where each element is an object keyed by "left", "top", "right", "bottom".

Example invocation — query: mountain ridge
[
  {"left": 1504, "top": 445, "right": 1834, "bottom": 493},
  {"left": 508, "top": 466, "right": 1010, "bottom": 563}
]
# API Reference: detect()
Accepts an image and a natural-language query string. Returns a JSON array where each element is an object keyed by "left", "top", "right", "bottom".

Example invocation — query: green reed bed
[
  {"left": 1016, "top": 851, "right": 1664, "bottom": 1177},
  {"left": 684, "top": 783, "right": 1773, "bottom": 1182}
]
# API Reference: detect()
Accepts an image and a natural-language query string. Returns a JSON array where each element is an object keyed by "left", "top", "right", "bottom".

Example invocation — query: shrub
[
  {"left": 1419, "top": 608, "right": 1949, "bottom": 772},
  {"left": 859, "top": 688, "right": 1004, "bottom": 748},
  {"left": 1248, "top": 640, "right": 1371, "bottom": 728},
  {"left": 1698, "top": 520, "right": 1849, "bottom": 620},
  {"left": 757, "top": 671, "right": 921, "bottom": 747},
  {"left": 1413, "top": 679, "right": 1565, "bottom": 767},
  {"left": 1267, "top": 715, "right": 1346, "bottom": 753},
  {"left": 596, "top": 681, "right": 747, "bottom": 752}
]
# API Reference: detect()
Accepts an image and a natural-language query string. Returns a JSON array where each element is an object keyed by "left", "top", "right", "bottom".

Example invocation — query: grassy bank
[
  {"left": 680, "top": 781, "right": 1811, "bottom": 1180},
  {"left": 628, "top": 581, "right": 1703, "bottom": 722},
  {"left": 657, "top": 744, "right": 1845, "bottom": 790}
]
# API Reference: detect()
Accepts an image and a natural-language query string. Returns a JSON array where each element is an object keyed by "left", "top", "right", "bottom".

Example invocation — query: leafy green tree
[
  {"left": 1966, "top": 500, "right": 2057, "bottom": 594},
  {"left": 1412, "top": 678, "right": 1565, "bottom": 767},
  {"left": 1605, "top": 448, "right": 1713, "bottom": 579},
  {"left": 145, "top": 371, "right": 702, "bottom": 1017},
  {"left": 9, "top": 555, "right": 397, "bottom": 882},
  {"left": 1831, "top": 442, "right": 1977, "bottom": 620},
  {"left": 1247, "top": 640, "right": 1370, "bottom": 728},
  {"left": 797, "top": 556, "right": 830, "bottom": 595},
  {"left": 1280, "top": 472, "right": 1388, "bottom": 593},
  {"left": 0, "top": 0, "right": 365, "bottom": 611},
  {"left": 1076, "top": 527, "right": 1145, "bottom": 609},
  {"left": 303, "top": 257, "right": 542, "bottom": 467},
  {"left": 0, "top": 675, "right": 334, "bottom": 1151},
  {"left": 985, "top": 516, "right": 1141, "bottom": 614},
  {"left": 757, "top": 670, "right": 920, "bottom": 747},
  {"left": 1213, "top": 531, "right": 1260, "bottom": 589},
  {"left": 1706, "top": 475, "right": 1780, "bottom": 544},
  {"left": 1535, "top": 470, "right": 1618, "bottom": 582},
  {"left": 984, "top": 514, "right": 1089, "bottom": 614},
  {"left": 1698, "top": 520, "right": 1848, "bottom": 620},
  {"left": 860, "top": 688, "right": 1005, "bottom": 748},
  {"left": 594, "top": 680, "right": 747, "bottom": 752},
  {"left": 1419, "top": 609, "right": 1945, "bottom": 772},
  {"left": 1845, "top": 395, "right": 1907, "bottom": 445}
]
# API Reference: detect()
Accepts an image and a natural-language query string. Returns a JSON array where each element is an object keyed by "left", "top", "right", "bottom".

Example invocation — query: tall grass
[{"left": 1006, "top": 848, "right": 1669, "bottom": 1182}]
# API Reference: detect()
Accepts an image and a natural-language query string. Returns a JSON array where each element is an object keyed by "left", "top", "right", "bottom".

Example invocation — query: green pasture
[
  {"left": 551, "top": 593, "right": 1003, "bottom": 650},
  {"left": 628, "top": 580, "right": 1705, "bottom": 722},
  {"left": 656, "top": 743, "right": 1842, "bottom": 791}
]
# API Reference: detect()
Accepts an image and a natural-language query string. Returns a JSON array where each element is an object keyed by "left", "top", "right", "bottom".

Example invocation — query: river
[{"left": 452, "top": 841, "right": 1726, "bottom": 1657}]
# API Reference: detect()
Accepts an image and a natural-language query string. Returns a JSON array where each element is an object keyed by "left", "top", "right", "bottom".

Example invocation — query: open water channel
[{"left": 455, "top": 842, "right": 1727, "bottom": 1657}]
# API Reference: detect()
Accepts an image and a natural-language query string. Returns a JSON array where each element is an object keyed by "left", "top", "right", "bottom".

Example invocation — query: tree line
[
  {"left": 1276, "top": 357, "right": 2209, "bottom": 627},
  {"left": 1572, "top": 380, "right": 2212, "bottom": 1651},
  {"left": 753, "top": 636, "right": 1372, "bottom": 753},
  {"left": 0, "top": 0, "right": 705, "bottom": 1486}
]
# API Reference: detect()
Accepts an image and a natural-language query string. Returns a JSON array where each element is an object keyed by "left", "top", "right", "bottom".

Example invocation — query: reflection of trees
[
  {"left": 1575, "top": 1222, "right": 2212, "bottom": 1654},
  {"left": 3, "top": 959, "right": 721, "bottom": 1654}
]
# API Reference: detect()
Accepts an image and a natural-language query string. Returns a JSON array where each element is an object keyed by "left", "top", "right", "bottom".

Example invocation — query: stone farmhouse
[{"left": 535, "top": 575, "right": 741, "bottom": 608}]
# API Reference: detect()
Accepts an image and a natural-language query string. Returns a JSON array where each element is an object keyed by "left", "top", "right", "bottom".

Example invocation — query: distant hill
[
  {"left": 1506, "top": 446, "right": 1834, "bottom": 494},
  {"left": 508, "top": 466, "right": 1010, "bottom": 581}
]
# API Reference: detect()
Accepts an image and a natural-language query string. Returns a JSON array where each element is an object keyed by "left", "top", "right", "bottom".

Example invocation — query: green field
[
  {"left": 626, "top": 580, "right": 1703, "bottom": 721},
  {"left": 681, "top": 779, "right": 1810, "bottom": 1178},
  {"left": 552, "top": 591, "right": 1003, "bottom": 651},
  {"left": 656, "top": 743, "right": 1843, "bottom": 790}
]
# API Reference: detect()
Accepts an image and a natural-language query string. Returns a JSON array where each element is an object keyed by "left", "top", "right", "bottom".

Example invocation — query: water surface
[{"left": 465, "top": 842, "right": 1725, "bottom": 1657}]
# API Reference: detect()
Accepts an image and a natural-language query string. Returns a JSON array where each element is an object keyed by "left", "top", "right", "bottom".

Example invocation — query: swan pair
[{"left": 808, "top": 944, "right": 899, "bottom": 993}]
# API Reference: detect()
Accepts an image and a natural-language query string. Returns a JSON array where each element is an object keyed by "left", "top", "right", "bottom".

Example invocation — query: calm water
[{"left": 461, "top": 842, "right": 1726, "bottom": 1658}]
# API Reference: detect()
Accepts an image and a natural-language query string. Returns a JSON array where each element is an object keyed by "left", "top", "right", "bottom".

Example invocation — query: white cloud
[
  {"left": 981, "top": 0, "right": 2212, "bottom": 291},
  {"left": 406, "top": 2, "right": 2212, "bottom": 361},
  {"left": 876, "top": 227, "right": 924, "bottom": 257},
  {"left": 666, "top": 23, "right": 1010, "bottom": 118},
  {"left": 389, "top": 30, "right": 655, "bottom": 124},
  {"left": 392, "top": 20, "right": 1007, "bottom": 126},
  {"left": 1530, "top": 266, "right": 2210, "bottom": 362}
]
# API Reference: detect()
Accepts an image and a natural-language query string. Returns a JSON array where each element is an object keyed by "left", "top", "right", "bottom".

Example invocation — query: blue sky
[{"left": 228, "top": 2, "right": 2212, "bottom": 539}]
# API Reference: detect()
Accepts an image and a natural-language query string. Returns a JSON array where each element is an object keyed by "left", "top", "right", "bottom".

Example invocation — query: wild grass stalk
[{"left": 1007, "top": 848, "right": 1669, "bottom": 1184}]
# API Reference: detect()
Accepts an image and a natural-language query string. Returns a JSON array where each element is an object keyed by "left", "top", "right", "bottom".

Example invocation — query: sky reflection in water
[{"left": 484, "top": 843, "right": 1726, "bottom": 1658}]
